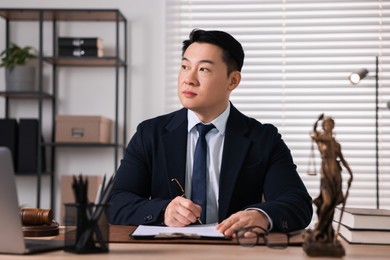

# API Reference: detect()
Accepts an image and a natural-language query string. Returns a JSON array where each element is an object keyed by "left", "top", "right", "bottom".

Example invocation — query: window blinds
[{"left": 165, "top": 0, "right": 390, "bottom": 209}]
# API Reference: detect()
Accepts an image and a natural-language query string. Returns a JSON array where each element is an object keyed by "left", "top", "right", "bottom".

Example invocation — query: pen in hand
[{"left": 171, "top": 178, "right": 203, "bottom": 225}]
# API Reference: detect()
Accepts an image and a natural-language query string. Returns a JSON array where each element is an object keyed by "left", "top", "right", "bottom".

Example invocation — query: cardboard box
[{"left": 55, "top": 115, "right": 112, "bottom": 143}]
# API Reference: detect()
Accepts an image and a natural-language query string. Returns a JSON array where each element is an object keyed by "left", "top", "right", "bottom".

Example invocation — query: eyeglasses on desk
[{"left": 234, "top": 226, "right": 289, "bottom": 249}]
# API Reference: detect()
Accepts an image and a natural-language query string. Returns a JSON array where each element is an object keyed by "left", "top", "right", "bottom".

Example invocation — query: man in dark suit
[{"left": 108, "top": 29, "right": 313, "bottom": 237}]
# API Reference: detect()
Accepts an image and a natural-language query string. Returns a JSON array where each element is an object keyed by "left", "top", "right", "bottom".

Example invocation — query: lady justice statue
[{"left": 303, "top": 114, "right": 353, "bottom": 257}]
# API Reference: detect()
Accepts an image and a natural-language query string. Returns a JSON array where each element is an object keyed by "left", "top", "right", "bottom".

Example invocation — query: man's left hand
[{"left": 216, "top": 210, "right": 270, "bottom": 237}]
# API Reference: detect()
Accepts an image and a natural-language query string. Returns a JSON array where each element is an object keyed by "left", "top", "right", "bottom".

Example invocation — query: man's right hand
[{"left": 163, "top": 196, "right": 202, "bottom": 226}]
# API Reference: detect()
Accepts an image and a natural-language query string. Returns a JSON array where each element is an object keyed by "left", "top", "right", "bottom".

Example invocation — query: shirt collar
[{"left": 187, "top": 103, "right": 230, "bottom": 135}]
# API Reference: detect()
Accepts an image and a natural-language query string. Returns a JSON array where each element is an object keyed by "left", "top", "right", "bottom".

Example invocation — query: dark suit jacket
[{"left": 108, "top": 104, "right": 313, "bottom": 232}]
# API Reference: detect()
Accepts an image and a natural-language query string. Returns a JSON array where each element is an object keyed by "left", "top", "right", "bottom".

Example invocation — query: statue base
[{"left": 302, "top": 229, "right": 345, "bottom": 258}]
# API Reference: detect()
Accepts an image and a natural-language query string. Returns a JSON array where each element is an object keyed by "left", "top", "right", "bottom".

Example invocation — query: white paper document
[{"left": 131, "top": 223, "right": 225, "bottom": 239}]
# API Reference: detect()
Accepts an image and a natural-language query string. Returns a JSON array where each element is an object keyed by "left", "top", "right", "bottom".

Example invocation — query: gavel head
[{"left": 19, "top": 208, "right": 53, "bottom": 226}]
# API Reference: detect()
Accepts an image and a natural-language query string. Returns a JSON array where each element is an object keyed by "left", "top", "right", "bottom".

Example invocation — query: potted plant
[{"left": 0, "top": 43, "right": 37, "bottom": 91}]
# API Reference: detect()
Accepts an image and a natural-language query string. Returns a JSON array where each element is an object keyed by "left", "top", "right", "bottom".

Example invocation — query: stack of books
[
  {"left": 334, "top": 207, "right": 390, "bottom": 244},
  {"left": 58, "top": 37, "right": 104, "bottom": 57}
]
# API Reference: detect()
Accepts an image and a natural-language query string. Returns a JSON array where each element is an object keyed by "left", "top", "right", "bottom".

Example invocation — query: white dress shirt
[{"left": 185, "top": 104, "right": 229, "bottom": 224}]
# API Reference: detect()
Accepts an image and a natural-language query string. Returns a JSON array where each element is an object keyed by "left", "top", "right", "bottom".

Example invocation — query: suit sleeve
[
  {"left": 107, "top": 122, "right": 170, "bottom": 225},
  {"left": 246, "top": 125, "right": 313, "bottom": 232}
]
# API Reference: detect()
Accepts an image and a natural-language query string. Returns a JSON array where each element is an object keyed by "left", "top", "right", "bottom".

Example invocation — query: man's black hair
[{"left": 182, "top": 29, "right": 245, "bottom": 74}]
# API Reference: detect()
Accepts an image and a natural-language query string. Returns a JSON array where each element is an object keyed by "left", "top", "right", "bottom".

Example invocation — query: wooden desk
[
  {"left": 0, "top": 226, "right": 389, "bottom": 259},
  {"left": 0, "top": 241, "right": 389, "bottom": 260}
]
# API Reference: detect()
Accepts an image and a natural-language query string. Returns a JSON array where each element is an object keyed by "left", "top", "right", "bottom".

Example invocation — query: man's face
[{"left": 178, "top": 42, "right": 240, "bottom": 122}]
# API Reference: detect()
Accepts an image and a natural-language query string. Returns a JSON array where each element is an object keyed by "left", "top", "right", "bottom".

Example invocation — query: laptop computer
[{"left": 0, "top": 147, "right": 64, "bottom": 254}]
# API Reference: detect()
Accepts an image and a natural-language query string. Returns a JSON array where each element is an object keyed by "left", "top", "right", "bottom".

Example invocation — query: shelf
[
  {"left": 44, "top": 142, "right": 124, "bottom": 148},
  {"left": 0, "top": 91, "right": 53, "bottom": 99},
  {"left": 15, "top": 171, "right": 52, "bottom": 176},
  {"left": 0, "top": 8, "right": 126, "bottom": 22},
  {"left": 44, "top": 56, "right": 126, "bottom": 67}
]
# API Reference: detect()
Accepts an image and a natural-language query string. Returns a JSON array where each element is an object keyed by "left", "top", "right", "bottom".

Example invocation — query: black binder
[
  {"left": 0, "top": 119, "right": 18, "bottom": 169},
  {"left": 17, "top": 119, "right": 46, "bottom": 174},
  {"left": 58, "top": 37, "right": 103, "bottom": 48},
  {"left": 58, "top": 47, "right": 103, "bottom": 57}
]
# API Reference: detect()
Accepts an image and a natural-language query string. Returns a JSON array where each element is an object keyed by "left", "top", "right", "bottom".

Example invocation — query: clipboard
[{"left": 130, "top": 224, "right": 230, "bottom": 240}]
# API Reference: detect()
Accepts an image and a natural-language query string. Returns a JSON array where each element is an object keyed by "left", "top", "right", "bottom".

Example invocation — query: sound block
[{"left": 23, "top": 221, "right": 59, "bottom": 237}]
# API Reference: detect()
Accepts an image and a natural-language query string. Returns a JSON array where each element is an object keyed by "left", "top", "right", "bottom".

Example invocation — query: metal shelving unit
[{"left": 0, "top": 8, "right": 128, "bottom": 211}]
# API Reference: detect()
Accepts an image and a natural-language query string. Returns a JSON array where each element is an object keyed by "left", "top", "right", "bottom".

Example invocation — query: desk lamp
[{"left": 349, "top": 56, "right": 379, "bottom": 209}]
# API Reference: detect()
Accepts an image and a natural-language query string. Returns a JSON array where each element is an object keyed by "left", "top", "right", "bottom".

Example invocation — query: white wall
[{"left": 0, "top": 0, "right": 166, "bottom": 219}]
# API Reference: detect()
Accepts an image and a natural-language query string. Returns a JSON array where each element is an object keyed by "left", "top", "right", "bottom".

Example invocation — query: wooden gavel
[{"left": 19, "top": 208, "right": 53, "bottom": 226}]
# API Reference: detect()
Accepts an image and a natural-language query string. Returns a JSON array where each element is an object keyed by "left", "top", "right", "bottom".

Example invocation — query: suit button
[
  {"left": 144, "top": 214, "right": 153, "bottom": 222},
  {"left": 282, "top": 221, "right": 288, "bottom": 231}
]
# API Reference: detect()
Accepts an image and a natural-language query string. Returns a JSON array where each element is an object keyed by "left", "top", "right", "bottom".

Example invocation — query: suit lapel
[
  {"left": 162, "top": 109, "right": 188, "bottom": 195},
  {"left": 218, "top": 105, "right": 251, "bottom": 221}
]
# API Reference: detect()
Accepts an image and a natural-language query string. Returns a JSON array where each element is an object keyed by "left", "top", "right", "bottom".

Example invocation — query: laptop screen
[
  {"left": 0, "top": 147, "right": 64, "bottom": 255},
  {"left": 0, "top": 147, "right": 27, "bottom": 254}
]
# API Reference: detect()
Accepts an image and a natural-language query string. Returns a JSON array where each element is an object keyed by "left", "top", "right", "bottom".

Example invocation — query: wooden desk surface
[
  {"left": 0, "top": 225, "right": 389, "bottom": 259},
  {"left": 0, "top": 241, "right": 389, "bottom": 260}
]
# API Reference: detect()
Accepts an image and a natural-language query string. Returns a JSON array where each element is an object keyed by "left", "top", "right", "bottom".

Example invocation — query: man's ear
[{"left": 228, "top": 71, "right": 241, "bottom": 91}]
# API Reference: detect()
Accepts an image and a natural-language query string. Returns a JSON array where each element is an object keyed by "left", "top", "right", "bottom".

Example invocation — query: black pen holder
[{"left": 64, "top": 203, "right": 109, "bottom": 254}]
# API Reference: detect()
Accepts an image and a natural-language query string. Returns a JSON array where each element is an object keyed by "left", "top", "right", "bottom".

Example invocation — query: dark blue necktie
[{"left": 191, "top": 123, "right": 215, "bottom": 224}]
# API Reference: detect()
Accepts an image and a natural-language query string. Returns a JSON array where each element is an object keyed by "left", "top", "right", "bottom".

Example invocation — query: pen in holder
[{"left": 64, "top": 203, "right": 109, "bottom": 254}]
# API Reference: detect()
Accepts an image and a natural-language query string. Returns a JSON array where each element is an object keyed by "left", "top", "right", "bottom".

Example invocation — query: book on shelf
[
  {"left": 334, "top": 207, "right": 390, "bottom": 230},
  {"left": 337, "top": 224, "right": 390, "bottom": 245},
  {"left": 58, "top": 37, "right": 103, "bottom": 49},
  {"left": 58, "top": 47, "right": 104, "bottom": 58}
]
